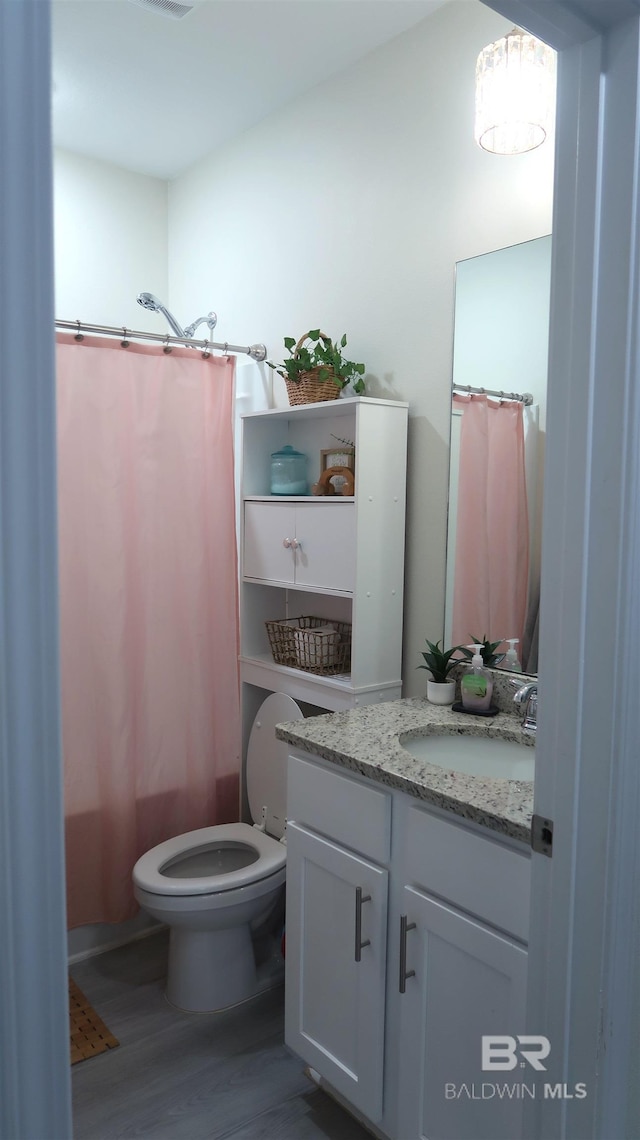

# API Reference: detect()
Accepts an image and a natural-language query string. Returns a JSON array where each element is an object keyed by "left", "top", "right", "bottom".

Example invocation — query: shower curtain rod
[
  {"left": 55, "top": 319, "right": 267, "bottom": 361},
  {"left": 453, "top": 383, "right": 533, "bottom": 406}
]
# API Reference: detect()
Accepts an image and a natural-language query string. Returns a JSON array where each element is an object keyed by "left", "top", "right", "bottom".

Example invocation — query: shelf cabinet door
[
  {"left": 285, "top": 821, "right": 388, "bottom": 1122},
  {"left": 243, "top": 501, "right": 355, "bottom": 592},
  {"left": 243, "top": 502, "right": 296, "bottom": 584},
  {"left": 397, "top": 885, "right": 528, "bottom": 1140},
  {"left": 293, "top": 503, "right": 355, "bottom": 592}
]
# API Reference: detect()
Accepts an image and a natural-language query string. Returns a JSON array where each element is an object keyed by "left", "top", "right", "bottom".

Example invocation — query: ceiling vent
[{"left": 129, "top": 0, "right": 195, "bottom": 19}]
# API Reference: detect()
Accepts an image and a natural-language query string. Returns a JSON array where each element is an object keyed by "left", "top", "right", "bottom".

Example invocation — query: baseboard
[{"left": 68, "top": 921, "right": 165, "bottom": 965}]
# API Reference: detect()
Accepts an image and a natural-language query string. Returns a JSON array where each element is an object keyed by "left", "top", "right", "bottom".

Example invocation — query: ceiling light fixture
[
  {"left": 128, "top": 0, "right": 195, "bottom": 20},
  {"left": 475, "top": 27, "right": 556, "bottom": 155}
]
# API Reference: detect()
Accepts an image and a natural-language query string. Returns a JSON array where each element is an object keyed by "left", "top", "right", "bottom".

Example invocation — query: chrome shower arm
[{"left": 183, "top": 312, "right": 218, "bottom": 339}]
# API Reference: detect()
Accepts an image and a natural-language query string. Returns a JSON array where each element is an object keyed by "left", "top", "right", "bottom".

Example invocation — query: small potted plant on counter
[
  {"left": 418, "top": 639, "right": 462, "bottom": 705},
  {"left": 459, "top": 635, "right": 506, "bottom": 670},
  {"left": 266, "top": 329, "right": 366, "bottom": 406}
]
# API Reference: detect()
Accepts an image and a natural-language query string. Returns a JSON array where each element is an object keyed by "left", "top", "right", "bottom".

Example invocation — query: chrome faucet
[{"left": 512, "top": 681, "right": 538, "bottom": 735}]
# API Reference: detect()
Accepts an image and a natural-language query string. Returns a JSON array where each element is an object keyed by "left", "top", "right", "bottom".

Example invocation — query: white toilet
[{"left": 132, "top": 693, "right": 303, "bottom": 1013}]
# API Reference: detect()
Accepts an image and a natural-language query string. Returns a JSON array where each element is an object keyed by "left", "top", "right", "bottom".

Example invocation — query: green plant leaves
[
  {"left": 459, "top": 635, "right": 506, "bottom": 669},
  {"left": 265, "top": 330, "right": 366, "bottom": 391},
  {"left": 417, "top": 638, "right": 463, "bottom": 683}
]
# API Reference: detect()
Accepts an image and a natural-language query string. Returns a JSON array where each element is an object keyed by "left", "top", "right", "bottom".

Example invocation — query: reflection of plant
[
  {"left": 266, "top": 330, "right": 366, "bottom": 393},
  {"left": 459, "top": 635, "right": 505, "bottom": 669},
  {"left": 418, "top": 639, "right": 463, "bottom": 684}
]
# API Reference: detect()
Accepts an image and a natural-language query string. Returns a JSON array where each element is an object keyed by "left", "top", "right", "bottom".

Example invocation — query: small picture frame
[{"left": 320, "top": 447, "right": 355, "bottom": 473}]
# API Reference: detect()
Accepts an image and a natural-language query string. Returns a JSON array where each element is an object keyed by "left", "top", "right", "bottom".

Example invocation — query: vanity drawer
[
  {"left": 405, "top": 805, "right": 530, "bottom": 943},
  {"left": 287, "top": 755, "right": 391, "bottom": 865}
]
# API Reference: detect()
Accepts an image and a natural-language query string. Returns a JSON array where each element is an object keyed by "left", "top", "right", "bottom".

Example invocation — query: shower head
[
  {"left": 136, "top": 292, "right": 186, "bottom": 338},
  {"left": 137, "top": 291, "right": 161, "bottom": 313}
]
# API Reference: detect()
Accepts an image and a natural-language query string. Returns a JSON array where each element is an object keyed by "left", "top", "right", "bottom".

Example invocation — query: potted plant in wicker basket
[
  {"left": 266, "top": 329, "right": 366, "bottom": 406},
  {"left": 418, "top": 638, "right": 463, "bottom": 705}
]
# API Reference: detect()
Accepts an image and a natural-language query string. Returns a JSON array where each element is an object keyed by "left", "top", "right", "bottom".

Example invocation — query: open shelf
[
  {"left": 244, "top": 495, "right": 355, "bottom": 503},
  {"left": 240, "top": 396, "right": 405, "bottom": 424},
  {"left": 241, "top": 577, "right": 353, "bottom": 598},
  {"left": 239, "top": 653, "right": 401, "bottom": 713}
]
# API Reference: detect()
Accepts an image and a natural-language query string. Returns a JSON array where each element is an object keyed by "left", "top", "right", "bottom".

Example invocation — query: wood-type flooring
[{"left": 71, "top": 930, "right": 372, "bottom": 1140}]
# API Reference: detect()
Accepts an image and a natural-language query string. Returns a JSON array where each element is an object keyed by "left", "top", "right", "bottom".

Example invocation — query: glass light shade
[{"left": 475, "top": 29, "right": 556, "bottom": 155}]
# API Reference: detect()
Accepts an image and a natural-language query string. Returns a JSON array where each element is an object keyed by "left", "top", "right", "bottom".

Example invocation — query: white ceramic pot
[{"left": 426, "top": 679, "right": 456, "bottom": 705}]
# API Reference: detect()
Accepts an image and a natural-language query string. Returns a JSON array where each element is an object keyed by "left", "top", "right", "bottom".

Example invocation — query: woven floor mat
[{"left": 69, "top": 977, "right": 119, "bottom": 1065}]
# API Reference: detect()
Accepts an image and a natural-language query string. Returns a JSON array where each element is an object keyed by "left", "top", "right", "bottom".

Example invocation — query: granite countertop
[{"left": 276, "top": 696, "right": 535, "bottom": 844}]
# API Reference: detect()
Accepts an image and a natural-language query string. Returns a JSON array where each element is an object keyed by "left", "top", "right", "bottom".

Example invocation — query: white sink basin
[{"left": 400, "top": 733, "right": 534, "bottom": 781}]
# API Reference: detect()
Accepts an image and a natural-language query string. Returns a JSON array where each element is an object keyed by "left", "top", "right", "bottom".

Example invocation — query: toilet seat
[
  {"left": 133, "top": 822, "right": 285, "bottom": 897},
  {"left": 133, "top": 692, "right": 303, "bottom": 913}
]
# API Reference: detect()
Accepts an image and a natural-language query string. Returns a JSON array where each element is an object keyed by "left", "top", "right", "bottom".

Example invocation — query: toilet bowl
[{"left": 132, "top": 693, "right": 303, "bottom": 1012}]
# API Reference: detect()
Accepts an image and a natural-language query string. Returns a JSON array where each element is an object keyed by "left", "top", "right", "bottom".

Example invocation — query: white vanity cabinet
[
  {"left": 285, "top": 750, "right": 531, "bottom": 1140},
  {"left": 395, "top": 801, "right": 530, "bottom": 1140},
  {"left": 285, "top": 823, "right": 388, "bottom": 1120},
  {"left": 396, "top": 888, "right": 528, "bottom": 1140},
  {"left": 240, "top": 397, "right": 408, "bottom": 711},
  {"left": 285, "top": 753, "right": 392, "bottom": 1121}
]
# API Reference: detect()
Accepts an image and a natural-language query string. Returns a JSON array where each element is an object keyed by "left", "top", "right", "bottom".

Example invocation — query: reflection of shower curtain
[
  {"left": 56, "top": 335, "right": 241, "bottom": 927},
  {"left": 452, "top": 394, "right": 529, "bottom": 653}
]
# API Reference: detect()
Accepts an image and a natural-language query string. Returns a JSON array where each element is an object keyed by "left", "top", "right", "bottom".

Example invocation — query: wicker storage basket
[
  {"left": 265, "top": 615, "right": 352, "bottom": 675},
  {"left": 285, "top": 334, "right": 342, "bottom": 406}
]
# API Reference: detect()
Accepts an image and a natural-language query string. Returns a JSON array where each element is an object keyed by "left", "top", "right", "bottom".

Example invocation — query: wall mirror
[{"left": 444, "top": 235, "right": 552, "bottom": 674}]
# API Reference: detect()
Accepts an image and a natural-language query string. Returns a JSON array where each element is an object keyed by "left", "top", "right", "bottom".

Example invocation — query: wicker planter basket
[
  {"left": 284, "top": 333, "right": 342, "bottom": 406},
  {"left": 265, "top": 615, "right": 351, "bottom": 675},
  {"left": 285, "top": 373, "right": 342, "bottom": 406}
]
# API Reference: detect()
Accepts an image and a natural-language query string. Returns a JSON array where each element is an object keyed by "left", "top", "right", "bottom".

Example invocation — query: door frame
[
  {"left": 2, "top": 2, "right": 640, "bottom": 1139},
  {"left": 0, "top": 3, "right": 73, "bottom": 1139},
  {"left": 484, "top": 3, "right": 640, "bottom": 1138}
]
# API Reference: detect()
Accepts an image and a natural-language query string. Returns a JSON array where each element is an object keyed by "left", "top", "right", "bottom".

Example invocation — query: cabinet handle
[
  {"left": 399, "top": 914, "right": 416, "bottom": 993},
  {"left": 282, "top": 537, "right": 292, "bottom": 548},
  {"left": 354, "top": 886, "right": 372, "bottom": 962},
  {"left": 290, "top": 538, "right": 301, "bottom": 551}
]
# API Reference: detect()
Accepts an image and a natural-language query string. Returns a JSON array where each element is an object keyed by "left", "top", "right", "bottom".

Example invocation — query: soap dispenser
[
  {"left": 460, "top": 644, "right": 494, "bottom": 712},
  {"left": 503, "top": 639, "right": 522, "bottom": 672}
]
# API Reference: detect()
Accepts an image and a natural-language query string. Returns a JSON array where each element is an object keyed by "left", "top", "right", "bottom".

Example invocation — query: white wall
[
  {"left": 167, "top": 0, "right": 554, "bottom": 697},
  {"left": 53, "top": 149, "right": 168, "bottom": 330}
]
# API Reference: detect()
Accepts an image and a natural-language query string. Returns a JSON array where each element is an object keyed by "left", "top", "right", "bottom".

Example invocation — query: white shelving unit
[{"left": 239, "top": 397, "right": 408, "bottom": 713}]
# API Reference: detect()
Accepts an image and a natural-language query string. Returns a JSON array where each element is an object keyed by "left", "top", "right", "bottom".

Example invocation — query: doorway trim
[
  {"left": 0, "top": 4, "right": 72, "bottom": 1140},
  {"left": 2, "top": 3, "right": 640, "bottom": 1139},
  {"left": 483, "top": 3, "right": 640, "bottom": 1138}
]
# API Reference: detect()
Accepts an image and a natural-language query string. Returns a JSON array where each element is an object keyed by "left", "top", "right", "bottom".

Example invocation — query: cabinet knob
[
  {"left": 290, "top": 538, "right": 301, "bottom": 551},
  {"left": 282, "top": 537, "right": 292, "bottom": 548}
]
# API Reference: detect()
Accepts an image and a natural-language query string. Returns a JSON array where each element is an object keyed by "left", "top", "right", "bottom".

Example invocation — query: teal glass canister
[{"left": 270, "top": 445, "right": 308, "bottom": 495}]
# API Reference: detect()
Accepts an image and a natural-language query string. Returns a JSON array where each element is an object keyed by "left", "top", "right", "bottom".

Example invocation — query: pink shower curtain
[
  {"left": 452, "top": 394, "right": 529, "bottom": 654},
  {"left": 56, "top": 335, "right": 241, "bottom": 927}
]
